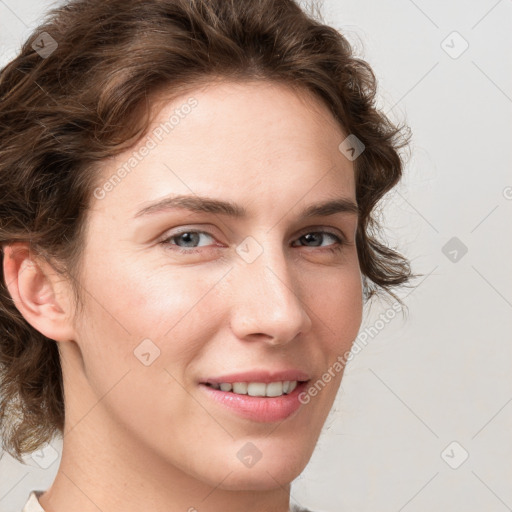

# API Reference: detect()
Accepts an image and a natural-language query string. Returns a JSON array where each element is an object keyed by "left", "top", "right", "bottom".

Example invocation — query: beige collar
[{"left": 22, "top": 491, "right": 46, "bottom": 512}]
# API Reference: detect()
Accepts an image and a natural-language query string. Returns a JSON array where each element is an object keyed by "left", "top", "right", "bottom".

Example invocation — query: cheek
[
  {"left": 335, "top": 275, "right": 363, "bottom": 341},
  {"left": 311, "top": 264, "right": 363, "bottom": 348},
  {"left": 72, "top": 257, "right": 209, "bottom": 379},
  {"left": 89, "top": 253, "right": 211, "bottom": 327},
  {"left": 71, "top": 262, "right": 222, "bottom": 429}
]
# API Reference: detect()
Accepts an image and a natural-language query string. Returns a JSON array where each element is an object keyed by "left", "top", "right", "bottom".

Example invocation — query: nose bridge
[{"left": 229, "top": 233, "right": 311, "bottom": 343}]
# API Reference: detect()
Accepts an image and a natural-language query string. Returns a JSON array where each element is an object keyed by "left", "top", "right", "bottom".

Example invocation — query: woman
[{"left": 0, "top": 0, "right": 413, "bottom": 511}]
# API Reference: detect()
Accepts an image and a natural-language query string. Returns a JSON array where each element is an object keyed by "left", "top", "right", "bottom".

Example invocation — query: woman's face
[{"left": 66, "top": 80, "right": 363, "bottom": 490}]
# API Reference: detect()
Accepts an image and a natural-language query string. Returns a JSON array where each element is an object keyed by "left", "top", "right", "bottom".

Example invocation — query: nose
[{"left": 228, "top": 238, "right": 312, "bottom": 346}]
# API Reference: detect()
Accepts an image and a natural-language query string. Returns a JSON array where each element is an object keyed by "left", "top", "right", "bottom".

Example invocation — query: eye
[
  {"left": 291, "top": 231, "right": 345, "bottom": 253},
  {"left": 160, "top": 230, "right": 216, "bottom": 254},
  {"left": 159, "top": 228, "right": 346, "bottom": 255}
]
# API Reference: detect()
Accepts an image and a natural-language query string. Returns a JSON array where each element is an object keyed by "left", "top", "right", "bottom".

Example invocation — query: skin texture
[{"left": 4, "top": 80, "right": 363, "bottom": 512}]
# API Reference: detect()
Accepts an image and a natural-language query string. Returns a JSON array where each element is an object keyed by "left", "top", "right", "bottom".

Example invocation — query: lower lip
[{"left": 199, "top": 381, "right": 308, "bottom": 422}]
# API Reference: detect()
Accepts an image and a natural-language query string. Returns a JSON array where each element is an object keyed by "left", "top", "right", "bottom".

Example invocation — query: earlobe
[{"left": 2, "top": 242, "right": 76, "bottom": 342}]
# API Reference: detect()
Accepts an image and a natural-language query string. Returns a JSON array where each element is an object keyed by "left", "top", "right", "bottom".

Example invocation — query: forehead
[
  {"left": 90, "top": 79, "right": 355, "bottom": 218},
  {"left": 147, "top": 78, "right": 347, "bottom": 158}
]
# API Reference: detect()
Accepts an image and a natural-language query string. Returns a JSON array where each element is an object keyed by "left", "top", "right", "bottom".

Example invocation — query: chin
[
  {"left": 215, "top": 462, "right": 307, "bottom": 491},
  {"left": 208, "top": 444, "right": 311, "bottom": 491}
]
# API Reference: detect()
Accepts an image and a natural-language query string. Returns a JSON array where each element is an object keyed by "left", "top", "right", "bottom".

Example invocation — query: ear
[{"left": 2, "top": 242, "right": 77, "bottom": 342}]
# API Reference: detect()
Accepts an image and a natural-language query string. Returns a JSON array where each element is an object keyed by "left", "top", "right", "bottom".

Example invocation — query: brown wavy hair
[{"left": 0, "top": 0, "right": 414, "bottom": 463}]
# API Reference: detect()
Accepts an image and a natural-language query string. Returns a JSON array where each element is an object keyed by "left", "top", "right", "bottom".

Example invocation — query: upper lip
[{"left": 201, "top": 369, "right": 311, "bottom": 385}]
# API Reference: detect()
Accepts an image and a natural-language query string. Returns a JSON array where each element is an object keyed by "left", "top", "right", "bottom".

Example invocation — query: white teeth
[
  {"left": 247, "top": 382, "right": 267, "bottom": 397},
  {"left": 208, "top": 380, "right": 300, "bottom": 397},
  {"left": 232, "top": 382, "right": 248, "bottom": 394},
  {"left": 265, "top": 381, "right": 284, "bottom": 397}
]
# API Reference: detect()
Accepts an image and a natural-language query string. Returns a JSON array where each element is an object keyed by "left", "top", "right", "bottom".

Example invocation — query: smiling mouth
[{"left": 203, "top": 380, "right": 308, "bottom": 397}]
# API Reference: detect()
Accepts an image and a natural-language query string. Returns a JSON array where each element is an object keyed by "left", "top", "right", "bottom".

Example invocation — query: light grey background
[{"left": 1, "top": 1, "right": 511, "bottom": 511}]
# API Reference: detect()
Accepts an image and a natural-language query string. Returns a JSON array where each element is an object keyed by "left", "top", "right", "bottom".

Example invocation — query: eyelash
[{"left": 159, "top": 228, "right": 347, "bottom": 255}]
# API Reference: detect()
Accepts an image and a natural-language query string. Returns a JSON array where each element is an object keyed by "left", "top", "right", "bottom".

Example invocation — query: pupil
[
  {"left": 303, "top": 233, "right": 320, "bottom": 246},
  {"left": 180, "top": 232, "right": 198, "bottom": 247}
]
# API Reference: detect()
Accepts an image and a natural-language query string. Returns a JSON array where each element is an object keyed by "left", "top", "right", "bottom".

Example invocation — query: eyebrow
[{"left": 133, "top": 194, "right": 359, "bottom": 220}]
